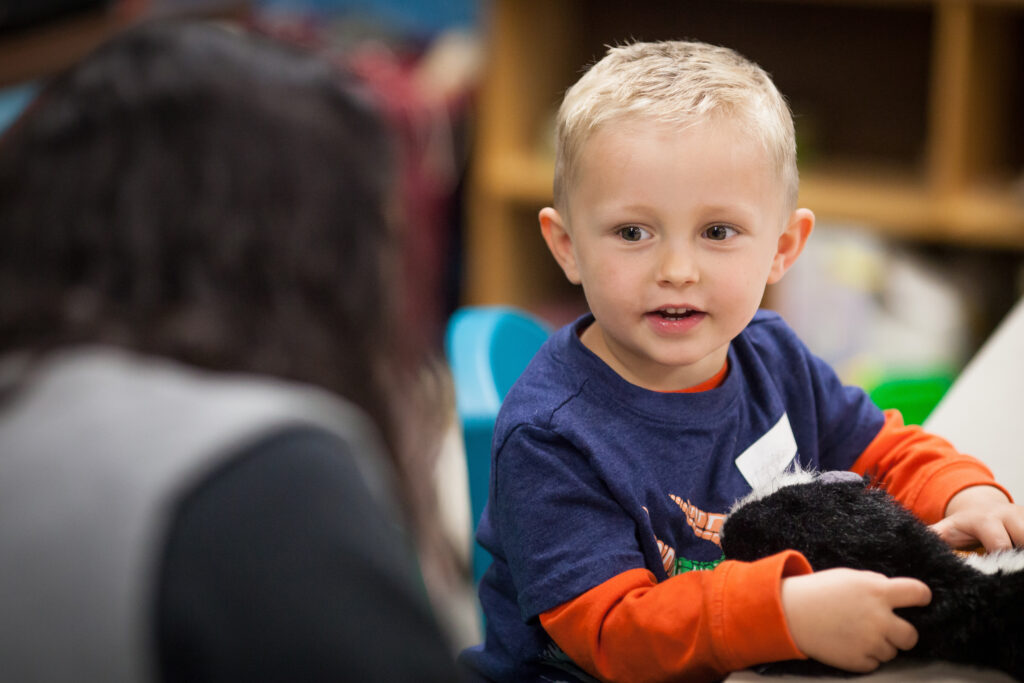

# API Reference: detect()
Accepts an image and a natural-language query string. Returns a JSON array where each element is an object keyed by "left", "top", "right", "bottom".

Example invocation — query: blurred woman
[{"left": 0, "top": 20, "right": 460, "bottom": 682}]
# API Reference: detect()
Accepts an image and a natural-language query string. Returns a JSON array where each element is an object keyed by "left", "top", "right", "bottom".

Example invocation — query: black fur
[{"left": 720, "top": 474, "right": 1024, "bottom": 679}]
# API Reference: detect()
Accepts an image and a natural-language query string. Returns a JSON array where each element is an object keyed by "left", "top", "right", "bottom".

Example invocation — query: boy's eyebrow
[
  {"left": 594, "top": 201, "right": 762, "bottom": 224},
  {"left": 586, "top": 203, "right": 661, "bottom": 225},
  {"left": 697, "top": 203, "right": 759, "bottom": 220},
  {"left": 613, "top": 203, "right": 658, "bottom": 215}
]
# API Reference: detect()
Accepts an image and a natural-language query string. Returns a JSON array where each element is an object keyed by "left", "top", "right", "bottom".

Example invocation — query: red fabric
[
  {"left": 252, "top": 18, "right": 468, "bottom": 351},
  {"left": 666, "top": 360, "right": 730, "bottom": 394},
  {"left": 347, "top": 46, "right": 461, "bottom": 349},
  {"left": 540, "top": 553, "right": 811, "bottom": 683},
  {"left": 850, "top": 409, "right": 1012, "bottom": 523}
]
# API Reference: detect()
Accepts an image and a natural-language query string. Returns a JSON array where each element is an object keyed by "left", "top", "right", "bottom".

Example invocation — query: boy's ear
[
  {"left": 539, "top": 207, "right": 581, "bottom": 285},
  {"left": 767, "top": 208, "right": 814, "bottom": 285}
]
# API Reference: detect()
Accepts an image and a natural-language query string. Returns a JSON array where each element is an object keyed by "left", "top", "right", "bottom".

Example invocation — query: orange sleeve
[
  {"left": 539, "top": 552, "right": 811, "bottom": 683},
  {"left": 850, "top": 409, "right": 1012, "bottom": 524}
]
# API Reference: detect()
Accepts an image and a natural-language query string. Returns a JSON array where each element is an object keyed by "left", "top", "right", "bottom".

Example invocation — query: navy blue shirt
[{"left": 459, "top": 310, "right": 885, "bottom": 682}]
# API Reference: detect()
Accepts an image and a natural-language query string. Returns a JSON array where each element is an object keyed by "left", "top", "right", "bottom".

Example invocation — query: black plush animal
[{"left": 720, "top": 469, "right": 1024, "bottom": 679}]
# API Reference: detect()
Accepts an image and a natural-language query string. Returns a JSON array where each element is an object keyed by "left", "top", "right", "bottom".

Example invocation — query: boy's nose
[{"left": 657, "top": 246, "right": 699, "bottom": 286}]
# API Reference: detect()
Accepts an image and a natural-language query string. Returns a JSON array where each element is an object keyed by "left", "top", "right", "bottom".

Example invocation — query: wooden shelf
[
  {"left": 477, "top": 151, "right": 553, "bottom": 205},
  {"left": 801, "top": 165, "right": 1024, "bottom": 246},
  {"left": 463, "top": 0, "right": 1024, "bottom": 312},
  {"left": 477, "top": 152, "right": 1024, "bottom": 249},
  {"left": 941, "top": 187, "right": 1024, "bottom": 247}
]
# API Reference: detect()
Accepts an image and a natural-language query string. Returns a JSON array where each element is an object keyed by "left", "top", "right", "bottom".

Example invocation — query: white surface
[
  {"left": 432, "top": 417, "right": 483, "bottom": 648},
  {"left": 925, "top": 295, "right": 1024, "bottom": 501}
]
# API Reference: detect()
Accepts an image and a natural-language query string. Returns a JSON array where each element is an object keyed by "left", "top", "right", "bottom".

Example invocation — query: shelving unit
[{"left": 464, "top": 0, "right": 1024, "bottom": 318}]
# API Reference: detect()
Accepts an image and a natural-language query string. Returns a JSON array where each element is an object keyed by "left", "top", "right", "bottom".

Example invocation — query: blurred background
[{"left": 2, "top": 0, "right": 1023, "bottom": 423}]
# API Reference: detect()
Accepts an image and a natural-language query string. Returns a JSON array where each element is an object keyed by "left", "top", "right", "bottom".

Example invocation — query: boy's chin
[{"left": 625, "top": 352, "right": 730, "bottom": 392}]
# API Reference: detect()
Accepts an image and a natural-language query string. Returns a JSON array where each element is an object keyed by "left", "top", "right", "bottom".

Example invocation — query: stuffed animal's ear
[
  {"left": 729, "top": 468, "right": 868, "bottom": 515},
  {"left": 729, "top": 465, "right": 815, "bottom": 513},
  {"left": 817, "top": 470, "right": 865, "bottom": 485}
]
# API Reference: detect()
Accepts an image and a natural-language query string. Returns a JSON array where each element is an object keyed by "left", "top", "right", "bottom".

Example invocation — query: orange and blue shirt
[{"left": 458, "top": 310, "right": 1003, "bottom": 683}]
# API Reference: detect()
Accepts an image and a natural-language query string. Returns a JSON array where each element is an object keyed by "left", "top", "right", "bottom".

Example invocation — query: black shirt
[{"left": 157, "top": 427, "right": 460, "bottom": 682}]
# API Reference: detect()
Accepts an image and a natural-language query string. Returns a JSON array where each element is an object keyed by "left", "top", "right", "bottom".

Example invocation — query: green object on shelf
[{"left": 868, "top": 374, "right": 954, "bottom": 426}]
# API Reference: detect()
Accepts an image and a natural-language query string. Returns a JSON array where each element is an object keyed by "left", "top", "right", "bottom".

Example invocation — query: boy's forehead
[
  {"left": 568, "top": 116, "right": 791, "bottom": 222},
  {"left": 576, "top": 115, "right": 773, "bottom": 180}
]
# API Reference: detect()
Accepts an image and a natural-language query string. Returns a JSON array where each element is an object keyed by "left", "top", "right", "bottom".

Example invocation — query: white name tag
[{"left": 734, "top": 413, "right": 797, "bottom": 490}]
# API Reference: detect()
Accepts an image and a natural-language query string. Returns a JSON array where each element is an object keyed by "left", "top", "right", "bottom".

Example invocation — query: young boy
[{"left": 458, "top": 40, "right": 1024, "bottom": 683}]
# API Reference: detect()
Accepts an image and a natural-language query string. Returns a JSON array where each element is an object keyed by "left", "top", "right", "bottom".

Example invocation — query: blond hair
[{"left": 553, "top": 40, "right": 798, "bottom": 213}]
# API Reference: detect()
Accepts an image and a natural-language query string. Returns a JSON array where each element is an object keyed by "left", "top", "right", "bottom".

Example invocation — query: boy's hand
[
  {"left": 781, "top": 568, "right": 931, "bottom": 673},
  {"left": 929, "top": 485, "right": 1024, "bottom": 551}
]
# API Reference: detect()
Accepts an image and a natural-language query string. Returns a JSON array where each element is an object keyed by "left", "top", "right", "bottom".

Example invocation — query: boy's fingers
[
  {"left": 885, "top": 617, "right": 920, "bottom": 652},
  {"left": 886, "top": 577, "right": 931, "bottom": 608},
  {"left": 871, "top": 641, "right": 899, "bottom": 664},
  {"left": 973, "top": 518, "right": 1013, "bottom": 552},
  {"left": 845, "top": 656, "right": 881, "bottom": 674},
  {"left": 928, "top": 518, "right": 972, "bottom": 548},
  {"left": 931, "top": 513, "right": 1021, "bottom": 551},
  {"left": 1004, "top": 514, "right": 1024, "bottom": 548}
]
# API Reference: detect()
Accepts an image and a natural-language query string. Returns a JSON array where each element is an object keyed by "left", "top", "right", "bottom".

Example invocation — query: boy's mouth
[{"left": 653, "top": 306, "right": 702, "bottom": 321}]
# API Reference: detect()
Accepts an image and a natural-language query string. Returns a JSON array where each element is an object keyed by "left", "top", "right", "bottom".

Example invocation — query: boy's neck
[{"left": 578, "top": 320, "right": 729, "bottom": 392}]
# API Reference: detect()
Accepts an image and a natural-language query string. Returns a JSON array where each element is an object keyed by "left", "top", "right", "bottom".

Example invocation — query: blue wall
[{"left": 257, "top": 0, "right": 483, "bottom": 36}]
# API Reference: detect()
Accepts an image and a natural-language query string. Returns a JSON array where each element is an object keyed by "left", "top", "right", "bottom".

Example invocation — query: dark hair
[{"left": 0, "top": 20, "right": 404, "bottom": 455}]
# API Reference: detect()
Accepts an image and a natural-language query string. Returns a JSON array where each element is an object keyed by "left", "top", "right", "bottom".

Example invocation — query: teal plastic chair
[
  {"left": 445, "top": 306, "right": 550, "bottom": 584},
  {"left": 0, "top": 83, "right": 38, "bottom": 135}
]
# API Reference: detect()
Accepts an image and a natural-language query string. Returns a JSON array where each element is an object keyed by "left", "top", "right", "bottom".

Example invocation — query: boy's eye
[
  {"left": 703, "top": 224, "right": 737, "bottom": 241},
  {"left": 617, "top": 225, "right": 651, "bottom": 242}
]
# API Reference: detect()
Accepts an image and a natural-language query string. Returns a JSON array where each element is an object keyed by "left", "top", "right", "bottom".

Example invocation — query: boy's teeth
[{"left": 658, "top": 307, "right": 695, "bottom": 320}]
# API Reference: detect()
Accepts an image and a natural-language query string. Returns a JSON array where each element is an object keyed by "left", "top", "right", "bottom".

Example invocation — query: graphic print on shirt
[
  {"left": 642, "top": 506, "right": 677, "bottom": 574},
  {"left": 644, "top": 503, "right": 725, "bottom": 577},
  {"left": 644, "top": 416, "right": 795, "bottom": 577},
  {"left": 670, "top": 495, "right": 726, "bottom": 545}
]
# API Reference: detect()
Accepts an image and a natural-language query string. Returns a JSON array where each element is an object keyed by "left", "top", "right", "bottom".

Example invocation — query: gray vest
[{"left": 0, "top": 347, "right": 390, "bottom": 682}]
